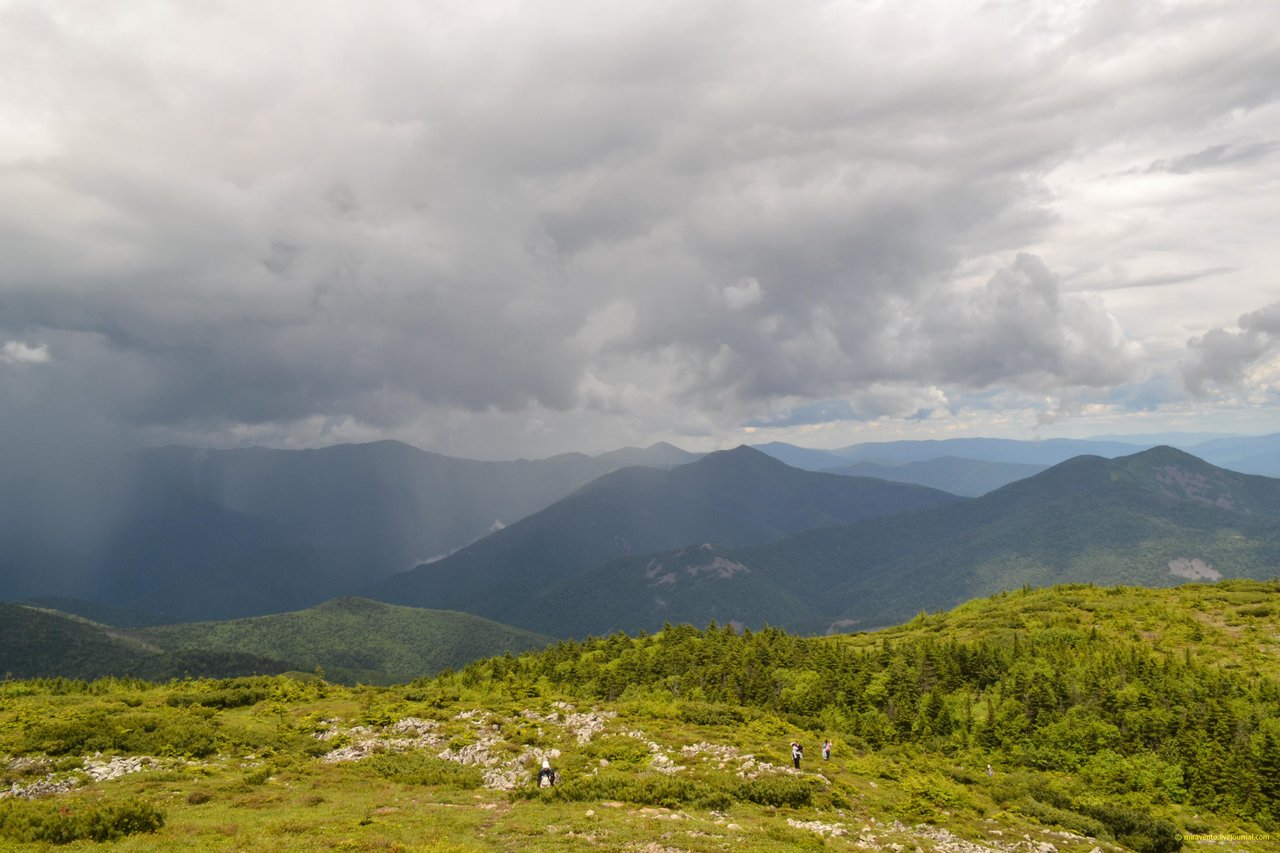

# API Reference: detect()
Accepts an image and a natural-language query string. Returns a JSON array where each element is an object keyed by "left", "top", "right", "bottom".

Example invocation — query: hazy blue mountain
[
  {"left": 821, "top": 432, "right": 1280, "bottom": 477},
  {"left": 533, "top": 447, "right": 1280, "bottom": 637},
  {"left": 368, "top": 446, "right": 965, "bottom": 626},
  {"left": 1088, "top": 431, "right": 1241, "bottom": 446},
  {"left": 824, "top": 456, "right": 1047, "bottom": 496},
  {"left": 748, "top": 442, "right": 849, "bottom": 471},
  {"left": 593, "top": 441, "right": 701, "bottom": 469},
  {"left": 0, "top": 440, "right": 693, "bottom": 621},
  {"left": 1187, "top": 432, "right": 1280, "bottom": 476},
  {"left": 828, "top": 436, "right": 1147, "bottom": 465}
]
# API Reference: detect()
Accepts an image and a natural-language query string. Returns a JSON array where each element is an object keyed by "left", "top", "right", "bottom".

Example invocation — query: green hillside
[
  {"left": 0, "top": 599, "right": 552, "bottom": 685},
  {"left": 2, "top": 582, "right": 1279, "bottom": 850},
  {"left": 818, "top": 446, "right": 1280, "bottom": 627},
  {"left": 141, "top": 597, "right": 554, "bottom": 684},
  {"left": 0, "top": 603, "right": 163, "bottom": 680}
]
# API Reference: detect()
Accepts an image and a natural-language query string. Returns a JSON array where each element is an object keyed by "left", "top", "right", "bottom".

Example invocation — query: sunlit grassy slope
[{"left": 2, "top": 581, "right": 1279, "bottom": 851}]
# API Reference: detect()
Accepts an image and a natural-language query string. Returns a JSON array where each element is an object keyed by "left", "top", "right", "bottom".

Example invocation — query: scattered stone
[
  {"left": 787, "top": 817, "right": 848, "bottom": 837},
  {"left": 893, "top": 822, "right": 1019, "bottom": 853},
  {"left": 4, "top": 775, "right": 79, "bottom": 799},
  {"left": 320, "top": 717, "right": 445, "bottom": 763},
  {"left": 649, "top": 751, "right": 683, "bottom": 774},
  {"left": 391, "top": 717, "right": 440, "bottom": 736},
  {"left": 4, "top": 752, "right": 166, "bottom": 799},
  {"left": 83, "top": 754, "right": 152, "bottom": 782}
]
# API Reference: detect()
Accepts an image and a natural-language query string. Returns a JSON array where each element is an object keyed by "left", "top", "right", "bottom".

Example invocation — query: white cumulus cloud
[{"left": 1, "top": 341, "right": 50, "bottom": 366}]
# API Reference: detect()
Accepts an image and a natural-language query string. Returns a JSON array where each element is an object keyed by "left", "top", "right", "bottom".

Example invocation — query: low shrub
[
  {"left": 527, "top": 770, "right": 726, "bottom": 809},
  {"left": 581, "top": 735, "right": 652, "bottom": 766},
  {"left": 242, "top": 767, "right": 272, "bottom": 786},
  {"left": 1011, "top": 797, "right": 1106, "bottom": 839},
  {"left": 0, "top": 797, "right": 164, "bottom": 844},
  {"left": 736, "top": 775, "right": 815, "bottom": 808},
  {"left": 17, "top": 708, "right": 221, "bottom": 758},
  {"left": 990, "top": 771, "right": 1073, "bottom": 810},
  {"left": 364, "top": 753, "right": 485, "bottom": 789},
  {"left": 166, "top": 687, "right": 269, "bottom": 709},
  {"left": 901, "top": 772, "right": 972, "bottom": 820},
  {"left": 1077, "top": 801, "right": 1183, "bottom": 853}
]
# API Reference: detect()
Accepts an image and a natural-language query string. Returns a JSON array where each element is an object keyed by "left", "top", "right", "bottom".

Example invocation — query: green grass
[{"left": 3, "top": 582, "right": 1280, "bottom": 850}]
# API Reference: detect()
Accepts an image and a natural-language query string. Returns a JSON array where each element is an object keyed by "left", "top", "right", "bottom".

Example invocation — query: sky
[{"left": 2, "top": 0, "right": 1279, "bottom": 463}]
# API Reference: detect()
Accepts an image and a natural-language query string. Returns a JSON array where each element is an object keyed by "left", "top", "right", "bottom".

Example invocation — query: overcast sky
[{"left": 2, "top": 0, "right": 1279, "bottom": 462}]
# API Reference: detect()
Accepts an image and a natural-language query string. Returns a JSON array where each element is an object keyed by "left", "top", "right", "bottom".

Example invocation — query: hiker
[
  {"left": 822, "top": 739, "right": 832, "bottom": 761},
  {"left": 537, "top": 757, "right": 556, "bottom": 787},
  {"left": 791, "top": 741, "right": 803, "bottom": 769}
]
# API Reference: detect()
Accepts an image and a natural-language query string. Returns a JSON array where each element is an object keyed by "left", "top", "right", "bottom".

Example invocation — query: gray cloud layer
[{"left": 2, "top": 0, "right": 1279, "bottom": 459}]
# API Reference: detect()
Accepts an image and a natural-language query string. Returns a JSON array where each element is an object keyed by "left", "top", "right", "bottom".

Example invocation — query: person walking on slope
[
  {"left": 822, "top": 739, "right": 832, "bottom": 761},
  {"left": 791, "top": 741, "right": 803, "bottom": 769},
  {"left": 537, "top": 758, "right": 556, "bottom": 787}
]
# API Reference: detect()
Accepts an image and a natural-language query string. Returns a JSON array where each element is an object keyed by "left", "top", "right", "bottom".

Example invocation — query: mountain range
[
  {"left": 752, "top": 432, "right": 1280, "bottom": 494},
  {"left": 510, "top": 445, "right": 1280, "bottom": 637},
  {"left": 6, "top": 433, "right": 1280, "bottom": 668},
  {"left": 367, "top": 446, "right": 962, "bottom": 625}
]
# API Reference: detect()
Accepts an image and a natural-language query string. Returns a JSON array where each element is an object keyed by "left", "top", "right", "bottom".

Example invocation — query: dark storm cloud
[{"left": 1, "top": 0, "right": 1278, "bottom": 455}]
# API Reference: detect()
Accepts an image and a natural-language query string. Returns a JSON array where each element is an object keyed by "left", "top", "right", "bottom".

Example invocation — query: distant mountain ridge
[
  {"left": 823, "top": 456, "right": 1048, "bottom": 497},
  {"left": 754, "top": 431, "right": 1280, "bottom": 474},
  {"left": 9, "top": 432, "right": 1280, "bottom": 634},
  {"left": 522, "top": 447, "right": 1280, "bottom": 637},
  {"left": 754, "top": 432, "right": 1280, "bottom": 495},
  {"left": 825, "top": 436, "right": 1149, "bottom": 465},
  {"left": 369, "top": 446, "right": 965, "bottom": 626}
]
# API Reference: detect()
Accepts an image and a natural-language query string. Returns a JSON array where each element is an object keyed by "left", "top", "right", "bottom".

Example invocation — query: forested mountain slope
[
  {"left": 369, "top": 446, "right": 963, "bottom": 623},
  {"left": 538, "top": 447, "right": 1280, "bottom": 636},
  {"left": 0, "top": 598, "right": 551, "bottom": 684}
]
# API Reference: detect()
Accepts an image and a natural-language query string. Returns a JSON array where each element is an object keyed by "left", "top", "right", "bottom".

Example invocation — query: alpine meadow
[{"left": 4, "top": 582, "right": 1280, "bottom": 850}]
